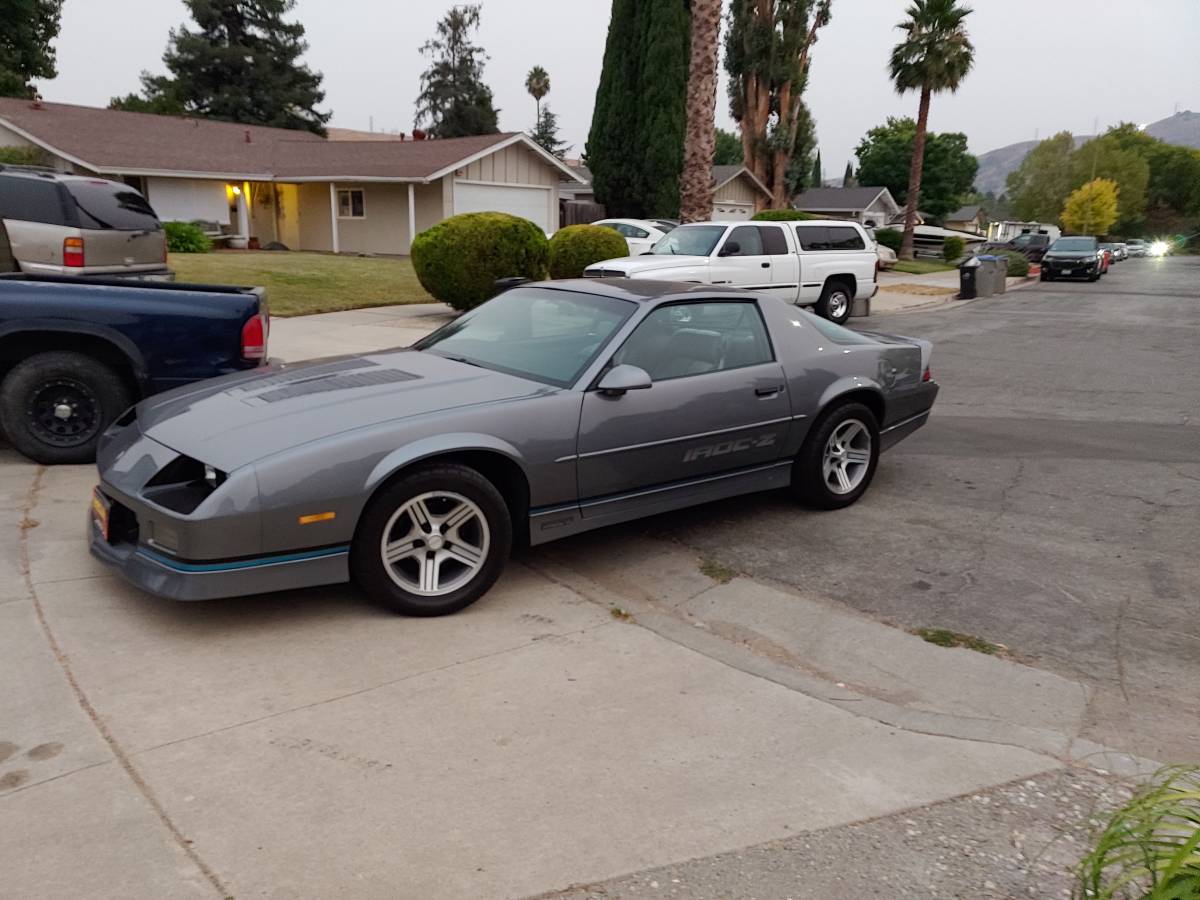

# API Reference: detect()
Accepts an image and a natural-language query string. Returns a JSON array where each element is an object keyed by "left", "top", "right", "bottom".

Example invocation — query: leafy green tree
[
  {"left": 524, "top": 65, "right": 549, "bottom": 122},
  {"left": 530, "top": 106, "right": 568, "bottom": 159},
  {"left": 1006, "top": 131, "right": 1076, "bottom": 222},
  {"left": 109, "top": 0, "right": 328, "bottom": 133},
  {"left": 854, "top": 117, "right": 977, "bottom": 218},
  {"left": 416, "top": 4, "right": 499, "bottom": 138},
  {"left": 586, "top": 0, "right": 689, "bottom": 218},
  {"left": 1061, "top": 178, "right": 1119, "bottom": 235},
  {"left": 0, "top": 0, "right": 62, "bottom": 98},
  {"left": 714, "top": 128, "right": 743, "bottom": 165},
  {"left": 888, "top": 0, "right": 975, "bottom": 259},
  {"left": 1071, "top": 135, "right": 1148, "bottom": 232},
  {"left": 725, "top": 0, "right": 830, "bottom": 206}
]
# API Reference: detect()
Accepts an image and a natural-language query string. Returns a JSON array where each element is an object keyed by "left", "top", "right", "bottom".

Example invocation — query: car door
[
  {"left": 708, "top": 225, "right": 773, "bottom": 291},
  {"left": 758, "top": 224, "right": 799, "bottom": 302},
  {"left": 576, "top": 299, "right": 790, "bottom": 518},
  {"left": 793, "top": 225, "right": 830, "bottom": 304}
]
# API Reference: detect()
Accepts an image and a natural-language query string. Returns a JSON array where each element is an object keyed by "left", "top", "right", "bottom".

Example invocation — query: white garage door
[
  {"left": 712, "top": 202, "right": 754, "bottom": 221},
  {"left": 453, "top": 181, "right": 551, "bottom": 232}
]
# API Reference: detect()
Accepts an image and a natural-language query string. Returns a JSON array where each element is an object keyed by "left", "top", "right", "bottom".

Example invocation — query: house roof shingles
[
  {"left": 947, "top": 204, "right": 983, "bottom": 221},
  {"left": 271, "top": 132, "right": 516, "bottom": 179},
  {"left": 794, "top": 186, "right": 891, "bottom": 210}
]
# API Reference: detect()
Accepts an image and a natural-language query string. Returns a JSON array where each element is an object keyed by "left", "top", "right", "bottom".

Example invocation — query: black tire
[
  {"left": 0, "top": 351, "right": 132, "bottom": 465},
  {"left": 816, "top": 280, "right": 853, "bottom": 325},
  {"left": 351, "top": 463, "right": 512, "bottom": 616},
  {"left": 1040, "top": 272, "right": 1053, "bottom": 282},
  {"left": 1088, "top": 272, "right": 1100, "bottom": 282},
  {"left": 791, "top": 401, "right": 880, "bottom": 510}
]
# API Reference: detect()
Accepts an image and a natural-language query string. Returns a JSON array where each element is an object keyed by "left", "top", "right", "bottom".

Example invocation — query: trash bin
[
  {"left": 975, "top": 255, "right": 1002, "bottom": 297},
  {"left": 992, "top": 256, "right": 1008, "bottom": 294},
  {"left": 959, "top": 256, "right": 983, "bottom": 299}
]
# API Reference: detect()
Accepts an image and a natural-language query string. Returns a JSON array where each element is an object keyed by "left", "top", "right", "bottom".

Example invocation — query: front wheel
[
  {"left": 0, "top": 351, "right": 132, "bottom": 465},
  {"left": 791, "top": 402, "right": 880, "bottom": 510},
  {"left": 816, "top": 281, "right": 853, "bottom": 325},
  {"left": 351, "top": 464, "right": 512, "bottom": 616}
]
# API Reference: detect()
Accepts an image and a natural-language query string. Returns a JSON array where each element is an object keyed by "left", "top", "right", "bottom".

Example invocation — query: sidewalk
[{"left": 874, "top": 267, "right": 1031, "bottom": 314}]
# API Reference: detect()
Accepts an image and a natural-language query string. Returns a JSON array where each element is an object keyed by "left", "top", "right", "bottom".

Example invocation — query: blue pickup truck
[{"left": 0, "top": 274, "right": 268, "bottom": 464}]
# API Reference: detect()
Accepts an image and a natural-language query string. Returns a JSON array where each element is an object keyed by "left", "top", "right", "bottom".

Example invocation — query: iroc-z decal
[{"left": 683, "top": 433, "right": 777, "bottom": 462}]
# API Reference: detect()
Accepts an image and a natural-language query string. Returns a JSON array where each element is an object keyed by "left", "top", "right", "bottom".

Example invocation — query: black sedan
[{"left": 1040, "top": 237, "right": 1103, "bottom": 282}]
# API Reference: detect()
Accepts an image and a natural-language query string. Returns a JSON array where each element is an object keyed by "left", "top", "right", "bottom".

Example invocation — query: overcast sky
[{"left": 42, "top": 0, "right": 1200, "bottom": 176}]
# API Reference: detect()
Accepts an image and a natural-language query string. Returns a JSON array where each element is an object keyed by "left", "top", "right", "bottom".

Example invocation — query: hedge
[
  {"left": 548, "top": 224, "right": 629, "bottom": 278},
  {"left": 942, "top": 236, "right": 965, "bottom": 262},
  {"left": 751, "top": 209, "right": 815, "bottom": 221},
  {"left": 411, "top": 212, "right": 550, "bottom": 311},
  {"left": 874, "top": 227, "right": 902, "bottom": 252},
  {"left": 163, "top": 221, "right": 212, "bottom": 253},
  {"left": 993, "top": 249, "right": 1031, "bottom": 277}
]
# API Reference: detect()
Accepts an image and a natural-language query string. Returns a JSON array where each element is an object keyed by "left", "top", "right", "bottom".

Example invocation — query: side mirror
[
  {"left": 597, "top": 364, "right": 652, "bottom": 396},
  {"left": 718, "top": 240, "right": 740, "bottom": 257}
]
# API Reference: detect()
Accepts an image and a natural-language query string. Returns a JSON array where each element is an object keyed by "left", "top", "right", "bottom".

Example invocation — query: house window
[{"left": 337, "top": 189, "right": 365, "bottom": 218}]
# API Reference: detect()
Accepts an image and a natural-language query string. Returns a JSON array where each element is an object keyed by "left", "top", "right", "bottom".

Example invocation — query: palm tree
[
  {"left": 889, "top": 0, "right": 975, "bottom": 260},
  {"left": 679, "top": 0, "right": 722, "bottom": 223},
  {"left": 525, "top": 65, "right": 550, "bottom": 124}
]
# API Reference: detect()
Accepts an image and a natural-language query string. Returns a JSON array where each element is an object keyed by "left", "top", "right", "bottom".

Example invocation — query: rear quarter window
[
  {"left": 794, "top": 225, "right": 830, "bottom": 251},
  {"left": 827, "top": 226, "right": 866, "bottom": 250},
  {"left": 0, "top": 176, "right": 72, "bottom": 226},
  {"left": 65, "top": 181, "right": 162, "bottom": 231}
]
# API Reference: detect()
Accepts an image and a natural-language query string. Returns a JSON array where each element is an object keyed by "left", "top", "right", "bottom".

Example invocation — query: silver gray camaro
[{"left": 90, "top": 280, "right": 938, "bottom": 616}]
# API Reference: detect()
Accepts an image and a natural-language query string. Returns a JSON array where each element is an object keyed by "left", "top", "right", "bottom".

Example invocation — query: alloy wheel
[
  {"left": 822, "top": 418, "right": 871, "bottom": 494},
  {"left": 379, "top": 491, "right": 491, "bottom": 596}
]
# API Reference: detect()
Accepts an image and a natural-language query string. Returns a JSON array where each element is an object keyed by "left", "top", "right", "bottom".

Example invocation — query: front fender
[{"left": 364, "top": 432, "right": 527, "bottom": 492}]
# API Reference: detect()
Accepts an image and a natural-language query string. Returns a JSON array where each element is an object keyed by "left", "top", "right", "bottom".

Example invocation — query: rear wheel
[
  {"left": 351, "top": 464, "right": 512, "bottom": 616},
  {"left": 791, "top": 402, "right": 880, "bottom": 510},
  {"left": 816, "top": 280, "right": 853, "bottom": 325},
  {"left": 0, "top": 351, "right": 131, "bottom": 465}
]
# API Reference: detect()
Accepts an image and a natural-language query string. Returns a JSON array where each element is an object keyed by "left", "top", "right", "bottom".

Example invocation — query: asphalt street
[{"left": 623, "top": 255, "right": 1200, "bottom": 762}]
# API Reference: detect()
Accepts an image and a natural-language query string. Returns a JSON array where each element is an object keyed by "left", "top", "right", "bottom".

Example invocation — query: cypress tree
[
  {"left": 811, "top": 149, "right": 822, "bottom": 188},
  {"left": 586, "top": 0, "right": 689, "bottom": 218}
]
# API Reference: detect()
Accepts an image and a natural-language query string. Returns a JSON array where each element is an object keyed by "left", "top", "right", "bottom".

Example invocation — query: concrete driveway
[{"left": 0, "top": 272, "right": 1172, "bottom": 899}]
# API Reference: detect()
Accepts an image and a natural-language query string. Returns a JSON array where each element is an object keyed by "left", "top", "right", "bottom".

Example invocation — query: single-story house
[
  {"left": 792, "top": 186, "right": 901, "bottom": 228},
  {"left": 555, "top": 163, "right": 771, "bottom": 222},
  {"left": 944, "top": 204, "right": 987, "bottom": 235},
  {"left": 0, "top": 98, "right": 585, "bottom": 254}
]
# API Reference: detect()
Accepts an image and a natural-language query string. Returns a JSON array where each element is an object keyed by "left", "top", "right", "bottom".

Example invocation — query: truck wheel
[
  {"left": 816, "top": 281, "right": 853, "bottom": 325},
  {"left": 351, "top": 463, "right": 512, "bottom": 616},
  {"left": 0, "top": 352, "right": 132, "bottom": 465}
]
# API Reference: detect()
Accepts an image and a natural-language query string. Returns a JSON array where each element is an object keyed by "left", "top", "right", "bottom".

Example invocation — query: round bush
[
  {"left": 994, "top": 249, "right": 1031, "bottom": 277},
  {"left": 942, "top": 236, "right": 965, "bottom": 262},
  {"left": 164, "top": 221, "right": 212, "bottom": 253},
  {"left": 874, "top": 227, "right": 902, "bottom": 252},
  {"left": 751, "top": 209, "right": 815, "bottom": 221},
  {"left": 411, "top": 212, "right": 549, "bottom": 311},
  {"left": 548, "top": 224, "right": 629, "bottom": 279}
]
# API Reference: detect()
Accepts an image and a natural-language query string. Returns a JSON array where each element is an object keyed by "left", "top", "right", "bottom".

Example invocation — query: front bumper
[
  {"left": 1042, "top": 258, "right": 1097, "bottom": 277},
  {"left": 88, "top": 498, "right": 349, "bottom": 601}
]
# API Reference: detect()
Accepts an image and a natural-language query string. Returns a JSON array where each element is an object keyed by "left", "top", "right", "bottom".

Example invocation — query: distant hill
[{"left": 973, "top": 110, "right": 1200, "bottom": 195}]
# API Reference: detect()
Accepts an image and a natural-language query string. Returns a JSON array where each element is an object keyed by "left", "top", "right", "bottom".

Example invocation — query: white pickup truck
[{"left": 583, "top": 219, "right": 879, "bottom": 323}]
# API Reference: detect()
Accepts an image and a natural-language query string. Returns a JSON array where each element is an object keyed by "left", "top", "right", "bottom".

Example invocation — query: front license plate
[
  {"left": 1062, "top": 269, "right": 1074, "bottom": 276},
  {"left": 91, "top": 487, "right": 110, "bottom": 541}
]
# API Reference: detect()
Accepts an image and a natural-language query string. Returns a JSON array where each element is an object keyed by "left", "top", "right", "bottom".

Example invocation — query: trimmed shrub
[
  {"left": 548, "top": 224, "right": 630, "bottom": 279},
  {"left": 994, "top": 249, "right": 1031, "bottom": 277},
  {"left": 942, "top": 236, "right": 965, "bottom": 262},
  {"left": 874, "top": 227, "right": 902, "bottom": 252},
  {"left": 751, "top": 209, "right": 815, "bottom": 221},
  {"left": 411, "top": 212, "right": 550, "bottom": 311},
  {"left": 0, "top": 146, "right": 49, "bottom": 166},
  {"left": 163, "top": 221, "right": 212, "bottom": 253}
]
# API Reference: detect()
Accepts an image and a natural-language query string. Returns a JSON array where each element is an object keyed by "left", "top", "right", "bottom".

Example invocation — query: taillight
[
  {"left": 63, "top": 237, "right": 84, "bottom": 267},
  {"left": 922, "top": 366, "right": 932, "bottom": 383},
  {"left": 241, "top": 314, "right": 267, "bottom": 361}
]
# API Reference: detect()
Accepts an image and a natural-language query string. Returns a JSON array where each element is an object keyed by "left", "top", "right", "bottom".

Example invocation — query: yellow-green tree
[{"left": 1061, "top": 178, "right": 1119, "bottom": 235}]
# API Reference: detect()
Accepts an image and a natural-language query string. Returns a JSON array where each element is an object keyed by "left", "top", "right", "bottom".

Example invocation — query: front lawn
[
  {"left": 170, "top": 250, "right": 433, "bottom": 316},
  {"left": 892, "top": 259, "right": 958, "bottom": 275}
]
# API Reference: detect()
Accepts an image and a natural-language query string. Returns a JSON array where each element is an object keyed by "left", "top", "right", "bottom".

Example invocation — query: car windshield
[
  {"left": 415, "top": 287, "right": 636, "bottom": 387},
  {"left": 1050, "top": 238, "right": 1096, "bottom": 252},
  {"left": 650, "top": 225, "right": 726, "bottom": 256}
]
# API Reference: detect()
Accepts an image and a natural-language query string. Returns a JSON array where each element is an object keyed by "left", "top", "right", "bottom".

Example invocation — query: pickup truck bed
[{"left": 0, "top": 274, "right": 268, "bottom": 464}]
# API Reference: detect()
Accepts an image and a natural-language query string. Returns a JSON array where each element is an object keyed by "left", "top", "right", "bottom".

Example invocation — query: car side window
[
  {"left": 723, "top": 225, "right": 764, "bottom": 256},
  {"left": 758, "top": 225, "right": 789, "bottom": 255},
  {"left": 610, "top": 301, "right": 774, "bottom": 381},
  {"left": 794, "top": 225, "right": 830, "bottom": 251},
  {"left": 827, "top": 226, "right": 866, "bottom": 250},
  {"left": 0, "top": 177, "right": 71, "bottom": 226},
  {"left": 629, "top": 226, "right": 649, "bottom": 239}
]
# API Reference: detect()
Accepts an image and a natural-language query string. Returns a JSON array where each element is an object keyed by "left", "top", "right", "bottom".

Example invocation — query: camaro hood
[
  {"left": 135, "top": 350, "right": 554, "bottom": 470},
  {"left": 586, "top": 255, "right": 709, "bottom": 276}
]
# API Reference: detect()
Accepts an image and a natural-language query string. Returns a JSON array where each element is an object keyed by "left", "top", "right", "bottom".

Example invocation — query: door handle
[
  {"left": 755, "top": 385, "right": 783, "bottom": 397},
  {"left": 760, "top": 262, "right": 770, "bottom": 268}
]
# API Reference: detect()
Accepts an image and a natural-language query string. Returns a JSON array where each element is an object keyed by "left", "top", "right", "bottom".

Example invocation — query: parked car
[
  {"left": 593, "top": 219, "right": 671, "bottom": 255},
  {"left": 90, "top": 280, "right": 938, "bottom": 614},
  {"left": 1113, "top": 242, "right": 1128, "bottom": 261},
  {"left": 1099, "top": 246, "right": 1112, "bottom": 272},
  {"left": 584, "top": 220, "right": 879, "bottom": 324},
  {"left": 0, "top": 273, "right": 268, "bottom": 463},
  {"left": 1100, "top": 242, "right": 1125, "bottom": 262},
  {"left": 647, "top": 219, "right": 678, "bottom": 233},
  {"left": 0, "top": 167, "right": 171, "bottom": 279},
  {"left": 978, "top": 231, "right": 1052, "bottom": 263},
  {"left": 1040, "top": 236, "right": 1104, "bottom": 282},
  {"left": 1125, "top": 239, "right": 1148, "bottom": 257}
]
